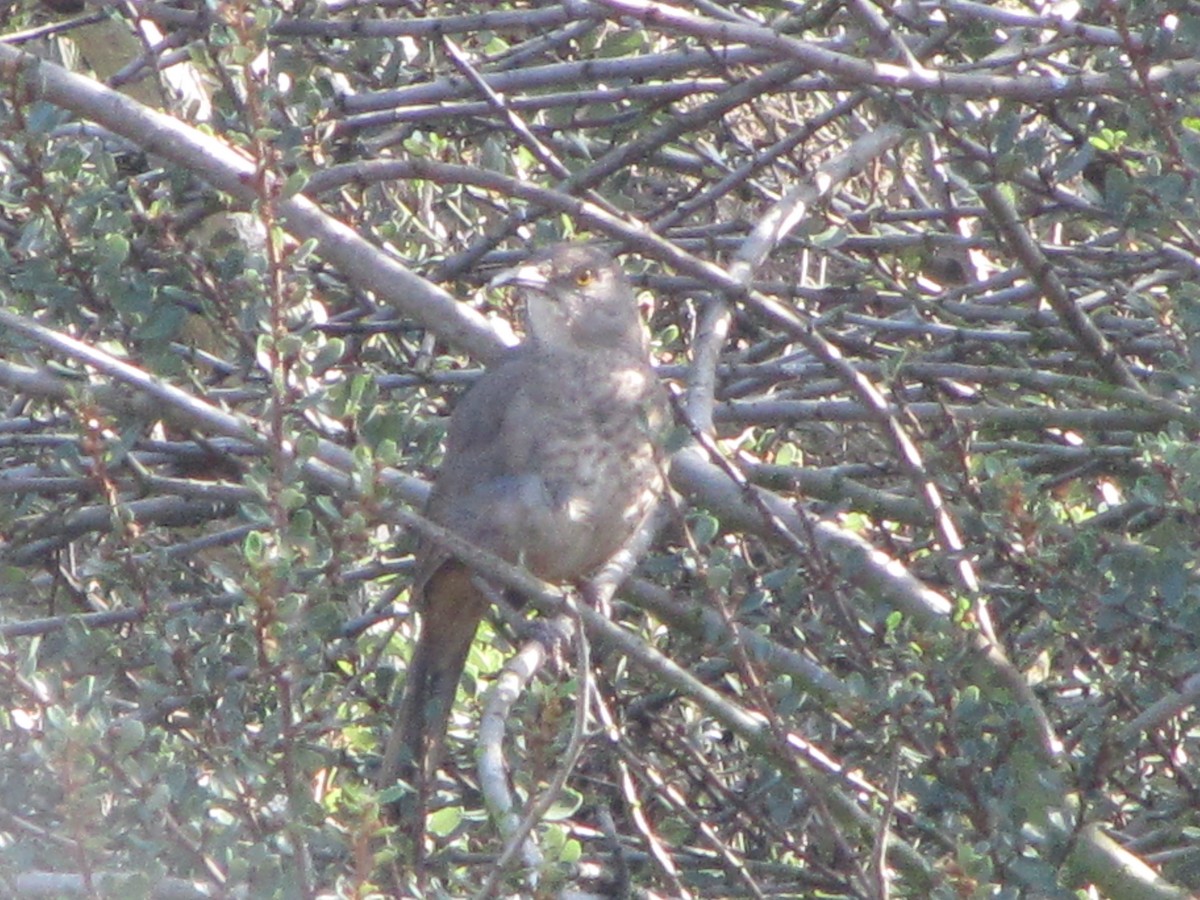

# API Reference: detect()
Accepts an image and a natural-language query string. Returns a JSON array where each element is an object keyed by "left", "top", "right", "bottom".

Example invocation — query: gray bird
[{"left": 379, "top": 243, "right": 668, "bottom": 820}]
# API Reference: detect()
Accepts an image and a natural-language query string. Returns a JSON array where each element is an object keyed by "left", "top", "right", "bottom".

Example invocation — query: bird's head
[{"left": 491, "top": 243, "right": 648, "bottom": 353}]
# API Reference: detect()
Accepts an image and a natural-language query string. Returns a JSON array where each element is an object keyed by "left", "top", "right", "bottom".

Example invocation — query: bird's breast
[{"left": 502, "top": 353, "right": 662, "bottom": 578}]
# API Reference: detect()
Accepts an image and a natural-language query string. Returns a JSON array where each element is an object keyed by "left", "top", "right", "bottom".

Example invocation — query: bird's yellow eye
[{"left": 575, "top": 269, "right": 595, "bottom": 286}]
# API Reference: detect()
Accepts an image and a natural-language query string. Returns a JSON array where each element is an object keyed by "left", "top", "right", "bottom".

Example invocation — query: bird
[{"left": 379, "top": 242, "right": 669, "bottom": 822}]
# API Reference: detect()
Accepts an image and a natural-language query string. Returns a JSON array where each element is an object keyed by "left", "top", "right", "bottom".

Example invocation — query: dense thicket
[{"left": 2, "top": 2, "right": 1200, "bottom": 897}]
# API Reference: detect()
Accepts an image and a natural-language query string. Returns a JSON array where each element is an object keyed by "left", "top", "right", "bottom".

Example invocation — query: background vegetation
[{"left": 2, "top": 1, "right": 1200, "bottom": 897}]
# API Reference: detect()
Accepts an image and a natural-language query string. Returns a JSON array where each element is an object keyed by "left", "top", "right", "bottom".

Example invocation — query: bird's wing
[{"left": 379, "top": 350, "right": 542, "bottom": 824}]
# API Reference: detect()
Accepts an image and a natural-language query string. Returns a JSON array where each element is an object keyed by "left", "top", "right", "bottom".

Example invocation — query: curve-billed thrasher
[{"left": 379, "top": 243, "right": 668, "bottom": 811}]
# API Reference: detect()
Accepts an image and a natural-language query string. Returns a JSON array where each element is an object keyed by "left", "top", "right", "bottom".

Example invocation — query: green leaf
[
  {"left": 558, "top": 838, "right": 582, "bottom": 864},
  {"left": 137, "top": 302, "right": 187, "bottom": 342},
  {"left": 283, "top": 171, "right": 309, "bottom": 198},
  {"left": 427, "top": 805, "right": 463, "bottom": 837},
  {"left": 311, "top": 338, "right": 345, "bottom": 376},
  {"left": 690, "top": 512, "right": 720, "bottom": 546},
  {"left": 543, "top": 786, "right": 584, "bottom": 821},
  {"left": 243, "top": 529, "right": 267, "bottom": 563},
  {"left": 111, "top": 718, "right": 146, "bottom": 756},
  {"left": 101, "top": 233, "right": 130, "bottom": 266}
]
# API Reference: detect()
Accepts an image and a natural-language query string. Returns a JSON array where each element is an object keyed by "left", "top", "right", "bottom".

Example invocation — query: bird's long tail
[{"left": 379, "top": 564, "right": 489, "bottom": 822}]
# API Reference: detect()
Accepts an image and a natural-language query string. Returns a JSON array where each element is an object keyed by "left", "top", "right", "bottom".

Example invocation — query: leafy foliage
[{"left": 2, "top": 1, "right": 1200, "bottom": 897}]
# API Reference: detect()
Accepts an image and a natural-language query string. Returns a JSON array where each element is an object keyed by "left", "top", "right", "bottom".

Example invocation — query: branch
[
  {"left": 0, "top": 44, "right": 507, "bottom": 364},
  {"left": 594, "top": 0, "right": 1200, "bottom": 102}
]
